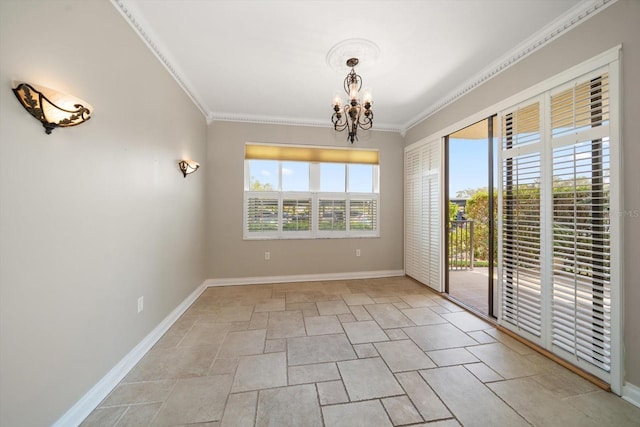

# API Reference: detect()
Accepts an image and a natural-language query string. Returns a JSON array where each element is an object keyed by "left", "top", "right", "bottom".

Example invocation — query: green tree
[
  {"left": 250, "top": 177, "right": 274, "bottom": 191},
  {"left": 465, "top": 189, "right": 498, "bottom": 261},
  {"left": 449, "top": 201, "right": 459, "bottom": 221}
]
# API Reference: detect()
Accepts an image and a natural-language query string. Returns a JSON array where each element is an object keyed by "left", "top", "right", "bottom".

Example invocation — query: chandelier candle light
[{"left": 331, "top": 58, "right": 373, "bottom": 144}]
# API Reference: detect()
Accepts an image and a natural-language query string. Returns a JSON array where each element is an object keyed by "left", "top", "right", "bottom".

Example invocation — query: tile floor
[{"left": 81, "top": 277, "right": 640, "bottom": 426}]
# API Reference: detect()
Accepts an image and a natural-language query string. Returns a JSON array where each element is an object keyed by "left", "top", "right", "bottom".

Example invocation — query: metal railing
[{"left": 449, "top": 220, "right": 474, "bottom": 270}]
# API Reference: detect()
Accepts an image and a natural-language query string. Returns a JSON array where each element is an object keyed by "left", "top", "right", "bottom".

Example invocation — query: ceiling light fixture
[
  {"left": 12, "top": 82, "right": 92, "bottom": 134},
  {"left": 178, "top": 160, "right": 200, "bottom": 178},
  {"left": 331, "top": 58, "right": 373, "bottom": 144}
]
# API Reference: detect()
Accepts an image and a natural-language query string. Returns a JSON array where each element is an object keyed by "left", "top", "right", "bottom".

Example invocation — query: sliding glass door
[{"left": 445, "top": 117, "right": 497, "bottom": 317}]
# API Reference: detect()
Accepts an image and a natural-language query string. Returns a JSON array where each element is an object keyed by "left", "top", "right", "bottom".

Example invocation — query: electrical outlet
[
  {"left": 356, "top": 249, "right": 361, "bottom": 257},
  {"left": 265, "top": 251, "right": 271, "bottom": 260},
  {"left": 137, "top": 297, "right": 144, "bottom": 313}
]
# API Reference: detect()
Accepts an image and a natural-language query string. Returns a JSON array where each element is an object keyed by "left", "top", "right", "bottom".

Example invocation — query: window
[{"left": 244, "top": 144, "right": 379, "bottom": 239}]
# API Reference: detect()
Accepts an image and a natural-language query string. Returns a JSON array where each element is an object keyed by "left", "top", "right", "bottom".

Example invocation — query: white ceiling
[{"left": 113, "top": 0, "right": 601, "bottom": 132}]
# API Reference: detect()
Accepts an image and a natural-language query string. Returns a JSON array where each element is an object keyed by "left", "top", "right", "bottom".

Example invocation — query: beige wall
[
  {"left": 206, "top": 121, "right": 404, "bottom": 279},
  {"left": 405, "top": 0, "right": 640, "bottom": 389},
  {"left": 0, "top": 1, "right": 208, "bottom": 426}
]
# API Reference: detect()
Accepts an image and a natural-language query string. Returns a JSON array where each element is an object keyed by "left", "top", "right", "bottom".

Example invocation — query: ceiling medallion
[{"left": 326, "top": 38, "right": 380, "bottom": 73}]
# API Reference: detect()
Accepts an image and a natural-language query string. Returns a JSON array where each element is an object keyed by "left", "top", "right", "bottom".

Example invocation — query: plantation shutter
[
  {"left": 349, "top": 199, "right": 377, "bottom": 232},
  {"left": 404, "top": 148, "right": 421, "bottom": 280},
  {"left": 404, "top": 138, "right": 441, "bottom": 292},
  {"left": 550, "top": 72, "right": 612, "bottom": 376},
  {"left": 318, "top": 199, "right": 347, "bottom": 231},
  {"left": 246, "top": 196, "right": 279, "bottom": 232},
  {"left": 500, "top": 100, "right": 544, "bottom": 341},
  {"left": 282, "top": 198, "right": 312, "bottom": 232},
  {"left": 497, "top": 55, "right": 619, "bottom": 390},
  {"left": 421, "top": 140, "right": 441, "bottom": 289}
]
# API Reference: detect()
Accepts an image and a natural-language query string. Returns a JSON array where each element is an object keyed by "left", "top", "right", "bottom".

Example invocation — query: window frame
[{"left": 243, "top": 146, "right": 380, "bottom": 240}]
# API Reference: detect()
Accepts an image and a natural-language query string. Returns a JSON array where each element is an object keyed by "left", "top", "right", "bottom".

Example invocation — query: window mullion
[
  {"left": 311, "top": 193, "right": 318, "bottom": 237},
  {"left": 309, "top": 162, "right": 320, "bottom": 192},
  {"left": 345, "top": 196, "right": 351, "bottom": 235},
  {"left": 541, "top": 91, "right": 554, "bottom": 350},
  {"left": 345, "top": 164, "right": 350, "bottom": 193},
  {"left": 278, "top": 195, "right": 283, "bottom": 237}
]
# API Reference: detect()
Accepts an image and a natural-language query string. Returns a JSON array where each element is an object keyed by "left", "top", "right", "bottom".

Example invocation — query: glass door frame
[{"left": 444, "top": 115, "right": 497, "bottom": 319}]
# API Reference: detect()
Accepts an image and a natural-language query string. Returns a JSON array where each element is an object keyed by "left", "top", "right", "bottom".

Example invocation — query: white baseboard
[
  {"left": 204, "top": 269, "right": 406, "bottom": 287},
  {"left": 622, "top": 381, "right": 640, "bottom": 409},
  {"left": 52, "top": 281, "right": 208, "bottom": 427}
]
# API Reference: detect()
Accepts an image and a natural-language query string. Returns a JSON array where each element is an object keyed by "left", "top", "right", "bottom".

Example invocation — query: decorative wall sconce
[
  {"left": 178, "top": 160, "right": 200, "bottom": 178},
  {"left": 12, "top": 82, "right": 92, "bottom": 134}
]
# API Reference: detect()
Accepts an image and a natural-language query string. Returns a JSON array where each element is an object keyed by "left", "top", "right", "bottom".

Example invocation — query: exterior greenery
[{"left": 449, "top": 179, "right": 609, "bottom": 273}]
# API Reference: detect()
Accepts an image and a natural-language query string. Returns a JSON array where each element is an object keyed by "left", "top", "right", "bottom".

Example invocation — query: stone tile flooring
[{"left": 81, "top": 277, "right": 640, "bottom": 426}]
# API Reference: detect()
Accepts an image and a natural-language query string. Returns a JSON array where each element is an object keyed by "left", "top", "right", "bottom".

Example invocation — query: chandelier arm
[
  {"left": 333, "top": 120, "right": 349, "bottom": 132},
  {"left": 357, "top": 111, "right": 373, "bottom": 130},
  {"left": 332, "top": 108, "right": 348, "bottom": 131}
]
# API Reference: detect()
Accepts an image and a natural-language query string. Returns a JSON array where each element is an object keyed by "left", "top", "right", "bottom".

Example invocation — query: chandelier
[{"left": 331, "top": 58, "right": 373, "bottom": 143}]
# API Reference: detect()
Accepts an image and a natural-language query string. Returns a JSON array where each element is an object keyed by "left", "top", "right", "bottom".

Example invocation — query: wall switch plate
[
  {"left": 265, "top": 251, "right": 270, "bottom": 260},
  {"left": 137, "top": 296, "right": 144, "bottom": 313},
  {"left": 356, "top": 249, "right": 361, "bottom": 257}
]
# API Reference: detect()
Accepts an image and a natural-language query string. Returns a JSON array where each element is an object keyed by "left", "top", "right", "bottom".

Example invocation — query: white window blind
[
  {"left": 247, "top": 196, "right": 279, "bottom": 232},
  {"left": 421, "top": 141, "right": 441, "bottom": 289},
  {"left": 350, "top": 199, "right": 377, "bottom": 231},
  {"left": 550, "top": 72, "right": 612, "bottom": 373},
  {"left": 282, "top": 198, "right": 312, "bottom": 233},
  {"left": 498, "top": 66, "right": 618, "bottom": 385},
  {"left": 404, "top": 148, "right": 421, "bottom": 280},
  {"left": 404, "top": 138, "right": 441, "bottom": 292},
  {"left": 318, "top": 199, "right": 346, "bottom": 231},
  {"left": 501, "top": 100, "right": 544, "bottom": 340}
]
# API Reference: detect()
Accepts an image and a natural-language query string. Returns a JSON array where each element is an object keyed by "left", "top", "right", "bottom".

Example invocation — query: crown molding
[
  {"left": 207, "top": 112, "right": 401, "bottom": 133},
  {"left": 110, "top": 0, "right": 210, "bottom": 119},
  {"left": 401, "top": 0, "right": 618, "bottom": 133}
]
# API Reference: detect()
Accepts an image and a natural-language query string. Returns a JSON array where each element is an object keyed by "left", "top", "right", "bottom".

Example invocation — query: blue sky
[
  {"left": 250, "top": 160, "right": 373, "bottom": 192},
  {"left": 448, "top": 137, "right": 495, "bottom": 198},
  {"left": 251, "top": 144, "right": 498, "bottom": 198}
]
